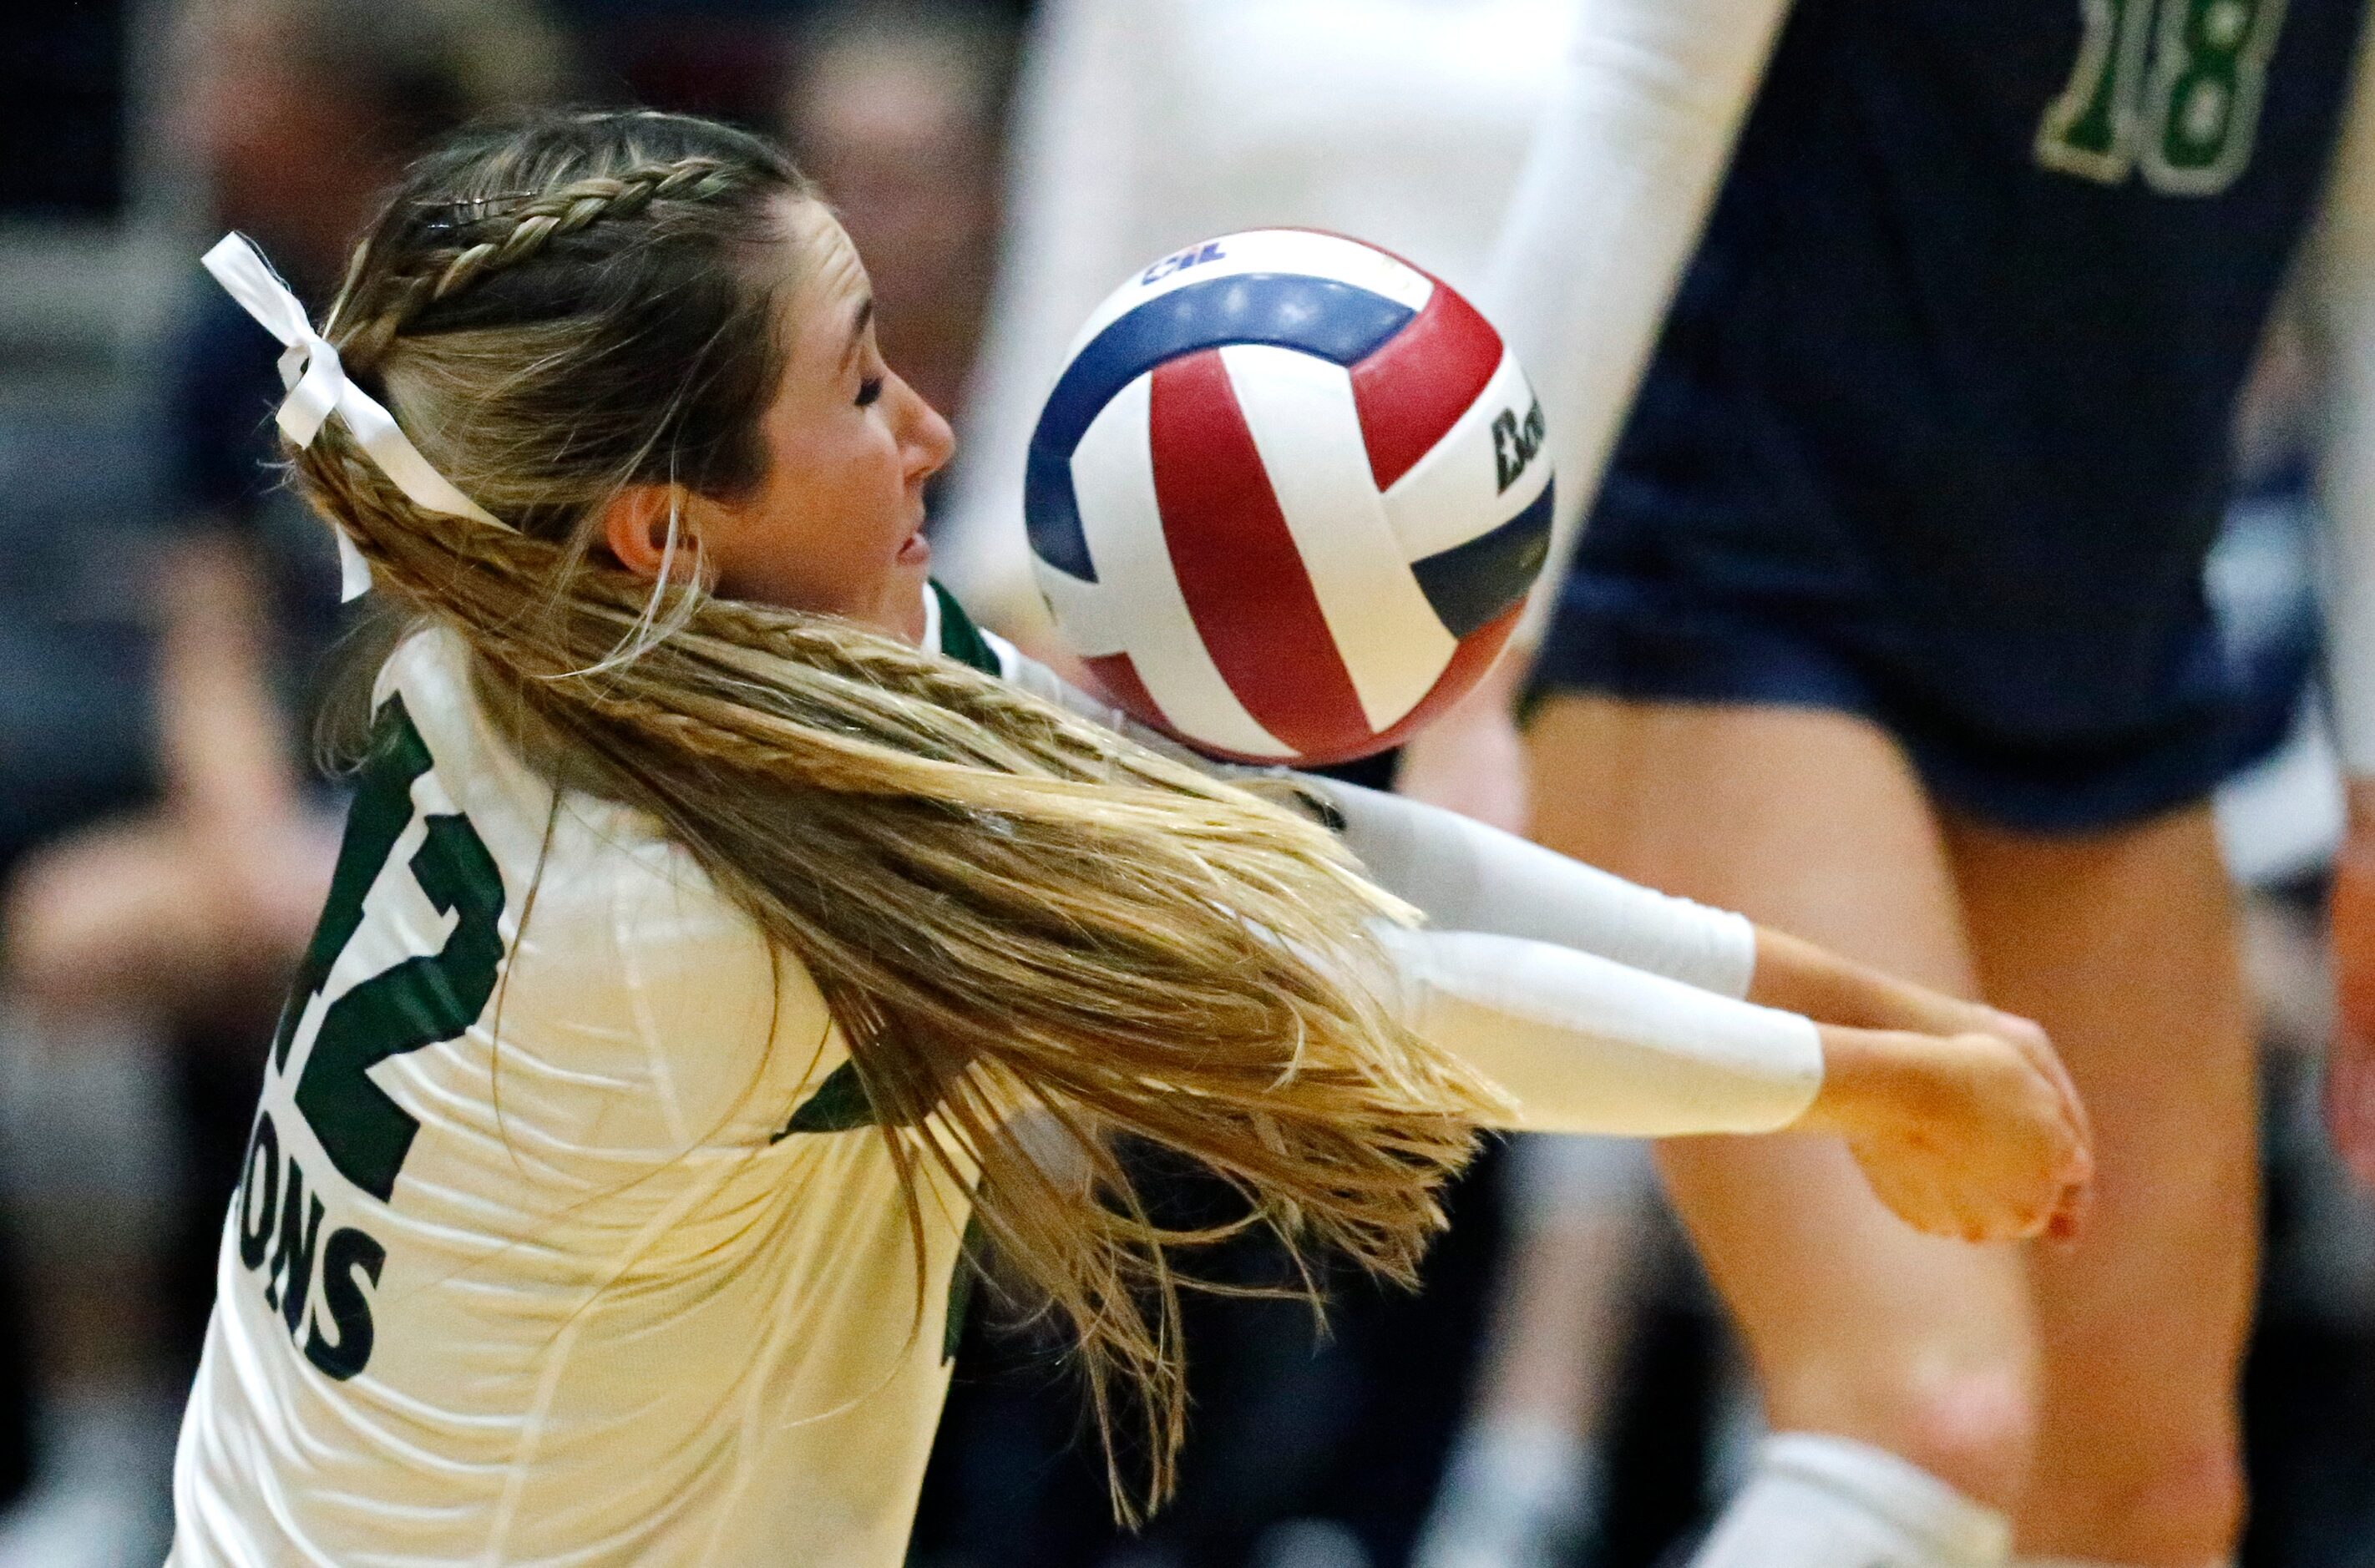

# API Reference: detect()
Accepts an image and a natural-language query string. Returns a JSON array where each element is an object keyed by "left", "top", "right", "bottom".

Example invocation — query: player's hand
[
  {"left": 2324, "top": 801, "right": 2375, "bottom": 1187},
  {"left": 1393, "top": 667, "right": 1530, "bottom": 833},
  {"left": 1798, "top": 1023, "right": 2094, "bottom": 1246}
]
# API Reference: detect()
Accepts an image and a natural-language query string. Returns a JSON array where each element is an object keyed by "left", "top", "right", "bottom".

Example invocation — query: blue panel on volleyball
[
  {"left": 1025, "top": 274, "right": 1416, "bottom": 583},
  {"left": 1408, "top": 481, "right": 1555, "bottom": 640}
]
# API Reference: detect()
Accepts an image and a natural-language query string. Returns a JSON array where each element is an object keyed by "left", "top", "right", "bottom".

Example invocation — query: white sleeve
[
  {"left": 988, "top": 634, "right": 1759, "bottom": 998},
  {"left": 2309, "top": 19, "right": 2375, "bottom": 777},
  {"left": 933, "top": 0, "right": 1152, "bottom": 641},
  {"left": 1488, "top": 0, "right": 1795, "bottom": 643},
  {"left": 1380, "top": 927, "right": 1820, "bottom": 1136},
  {"left": 1290, "top": 773, "right": 1755, "bottom": 997},
  {"left": 982, "top": 633, "right": 1814, "bottom": 1134}
]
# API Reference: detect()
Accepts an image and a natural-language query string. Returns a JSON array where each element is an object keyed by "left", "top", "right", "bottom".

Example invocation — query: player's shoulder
[
  {"left": 372, "top": 625, "right": 841, "bottom": 1132},
  {"left": 372, "top": 625, "right": 767, "bottom": 985}
]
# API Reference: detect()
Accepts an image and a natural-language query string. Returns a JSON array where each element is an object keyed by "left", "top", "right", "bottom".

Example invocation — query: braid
[
  {"left": 428, "top": 159, "right": 744, "bottom": 302},
  {"left": 311, "top": 446, "right": 1410, "bottom": 1105},
  {"left": 342, "top": 157, "right": 756, "bottom": 366},
  {"left": 301, "top": 442, "right": 1252, "bottom": 811}
]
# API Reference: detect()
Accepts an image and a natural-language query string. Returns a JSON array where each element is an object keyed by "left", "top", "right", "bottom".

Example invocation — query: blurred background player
[
  {"left": 780, "top": 0, "right": 1012, "bottom": 422},
  {"left": 1404, "top": 0, "right": 2375, "bottom": 1565},
  {"left": 0, "top": 3, "right": 562, "bottom": 1563}
]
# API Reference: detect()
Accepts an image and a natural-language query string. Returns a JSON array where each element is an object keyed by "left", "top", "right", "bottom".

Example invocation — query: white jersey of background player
[{"left": 169, "top": 110, "right": 2087, "bottom": 1567}]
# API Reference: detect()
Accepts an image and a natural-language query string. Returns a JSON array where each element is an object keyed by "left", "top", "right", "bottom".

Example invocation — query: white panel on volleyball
[
  {"left": 1223, "top": 343, "right": 1460, "bottom": 733},
  {"left": 1036, "top": 372, "right": 1297, "bottom": 760},
  {"left": 1380, "top": 348, "right": 1551, "bottom": 562},
  {"left": 1061, "top": 229, "right": 1439, "bottom": 367}
]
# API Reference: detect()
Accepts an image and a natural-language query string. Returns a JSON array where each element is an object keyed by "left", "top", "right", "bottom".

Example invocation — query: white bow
[{"left": 201, "top": 233, "right": 502, "bottom": 601}]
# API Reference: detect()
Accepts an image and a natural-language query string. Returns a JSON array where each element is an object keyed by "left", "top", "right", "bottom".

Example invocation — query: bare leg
[
  {"left": 1467, "top": 1142, "right": 1653, "bottom": 1446},
  {"left": 1947, "top": 807, "right": 2254, "bottom": 1565},
  {"left": 1528, "top": 697, "right": 2038, "bottom": 1514}
]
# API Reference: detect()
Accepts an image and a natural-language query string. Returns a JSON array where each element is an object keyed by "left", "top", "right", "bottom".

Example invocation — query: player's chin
[{"left": 879, "top": 549, "right": 932, "bottom": 642}]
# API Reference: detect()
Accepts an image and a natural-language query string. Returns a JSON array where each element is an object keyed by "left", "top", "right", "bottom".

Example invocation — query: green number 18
[{"left": 2036, "top": 0, "right": 2290, "bottom": 194}]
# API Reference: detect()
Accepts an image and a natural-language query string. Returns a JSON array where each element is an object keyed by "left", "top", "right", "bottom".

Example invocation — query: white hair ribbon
[{"left": 200, "top": 232, "right": 503, "bottom": 601}]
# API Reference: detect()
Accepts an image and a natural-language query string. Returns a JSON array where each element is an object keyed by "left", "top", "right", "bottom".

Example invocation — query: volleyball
[{"left": 1023, "top": 229, "right": 1553, "bottom": 765}]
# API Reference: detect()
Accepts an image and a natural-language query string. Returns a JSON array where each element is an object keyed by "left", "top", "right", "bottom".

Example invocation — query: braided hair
[{"left": 291, "top": 109, "right": 1491, "bottom": 1516}]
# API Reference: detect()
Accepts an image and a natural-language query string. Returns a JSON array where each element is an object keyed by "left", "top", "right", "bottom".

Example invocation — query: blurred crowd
[{"left": 0, "top": 2, "right": 2371, "bottom": 1565}]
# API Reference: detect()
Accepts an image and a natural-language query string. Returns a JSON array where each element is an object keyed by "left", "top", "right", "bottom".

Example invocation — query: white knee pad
[{"left": 1691, "top": 1432, "right": 2013, "bottom": 1568}]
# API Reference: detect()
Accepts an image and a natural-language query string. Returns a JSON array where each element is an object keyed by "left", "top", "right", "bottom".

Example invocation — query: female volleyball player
[
  {"left": 1403, "top": 0, "right": 2375, "bottom": 1565},
  {"left": 168, "top": 111, "right": 2085, "bottom": 1566}
]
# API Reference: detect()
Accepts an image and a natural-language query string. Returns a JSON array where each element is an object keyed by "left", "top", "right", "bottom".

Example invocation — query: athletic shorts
[{"left": 1530, "top": 552, "right": 2254, "bottom": 837}]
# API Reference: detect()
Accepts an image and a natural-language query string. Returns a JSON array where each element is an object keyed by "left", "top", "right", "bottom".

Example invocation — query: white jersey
[{"left": 170, "top": 627, "right": 974, "bottom": 1568}]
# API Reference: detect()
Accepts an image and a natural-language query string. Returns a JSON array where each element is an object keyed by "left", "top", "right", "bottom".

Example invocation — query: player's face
[{"left": 697, "top": 201, "right": 954, "bottom": 644}]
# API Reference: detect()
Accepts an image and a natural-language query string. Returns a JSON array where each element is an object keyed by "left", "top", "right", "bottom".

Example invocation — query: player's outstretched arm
[
  {"left": 1295, "top": 771, "right": 2079, "bottom": 1050},
  {"left": 1390, "top": 927, "right": 2092, "bottom": 1245},
  {"left": 1286, "top": 775, "right": 2095, "bottom": 1241},
  {"left": 985, "top": 632, "right": 2092, "bottom": 1241},
  {"left": 996, "top": 631, "right": 2067, "bottom": 1048}
]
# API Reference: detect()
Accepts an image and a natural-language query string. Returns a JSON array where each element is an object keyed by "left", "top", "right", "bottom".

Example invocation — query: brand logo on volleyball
[{"left": 1024, "top": 229, "right": 1554, "bottom": 766}]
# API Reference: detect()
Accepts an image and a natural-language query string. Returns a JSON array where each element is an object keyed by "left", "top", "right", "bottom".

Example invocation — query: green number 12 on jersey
[
  {"left": 272, "top": 695, "right": 505, "bottom": 1203},
  {"left": 2037, "top": 0, "right": 2291, "bottom": 194}
]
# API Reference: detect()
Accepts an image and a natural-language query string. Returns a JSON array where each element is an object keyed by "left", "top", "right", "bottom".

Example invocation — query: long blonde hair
[{"left": 293, "top": 109, "right": 1492, "bottom": 1513}]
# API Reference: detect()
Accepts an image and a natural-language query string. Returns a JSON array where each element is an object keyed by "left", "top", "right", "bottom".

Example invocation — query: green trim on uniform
[
  {"left": 773, "top": 1060, "right": 876, "bottom": 1139},
  {"left": 931, "top": 580, "right": 1002, "bottom": 676},
  {"left": 942, "top": 1213, "right": 985, "bottom": 1363}
]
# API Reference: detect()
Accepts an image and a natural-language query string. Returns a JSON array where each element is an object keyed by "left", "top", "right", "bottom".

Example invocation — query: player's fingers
[
  {"left": 2046, "top": 1173, "right": 2094, "bottom": 1249},
  {"left": 1992, "top": 1011, "right": 2091, "bottom": 1148},
  {"left": 1981, "top": 1005, "right": 2050, "bottom": 1057}
]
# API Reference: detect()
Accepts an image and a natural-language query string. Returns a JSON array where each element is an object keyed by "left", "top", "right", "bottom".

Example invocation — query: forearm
[
  {"left": 1742, "top": 926, "right": 1989, "bottom": 1039},
  {"left": 994, "top": 634, "right": 1943, "bottom": 1036},
  {"left": 987, "top": 632, "right": 2014, "bottom": 1147},
  {"left": 991, "top": 635, "right": 1760, "bottom": 992},
  {"left": 160, "top": 532, "right": 299, "bottom": 822},
  {"left": 1381, "top": 926, "right": 1820, "bottom": 1136}
]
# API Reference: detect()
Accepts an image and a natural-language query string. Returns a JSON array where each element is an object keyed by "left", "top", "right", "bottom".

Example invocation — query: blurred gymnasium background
[{"left": 0, "top": 3, "right": 2368, "bottom": 1565}]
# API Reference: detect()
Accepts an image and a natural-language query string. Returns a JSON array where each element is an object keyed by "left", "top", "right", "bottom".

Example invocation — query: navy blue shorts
[{"left": 1530, "top": 559, "right": 2253, "bottom": 836}]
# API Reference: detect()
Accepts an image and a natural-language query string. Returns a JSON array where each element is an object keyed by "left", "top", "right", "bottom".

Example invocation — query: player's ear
[{"left": 600, "top": 484, "right": 697, "bottom": 579}]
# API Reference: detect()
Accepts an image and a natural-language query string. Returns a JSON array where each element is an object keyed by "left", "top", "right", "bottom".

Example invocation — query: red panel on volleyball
[
  {"left": 1147, "top": 348, "right": 1370, "bottom": 761},
  {"left": 1347, "top": 281, "right": 1503, "bottom": 492}
]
